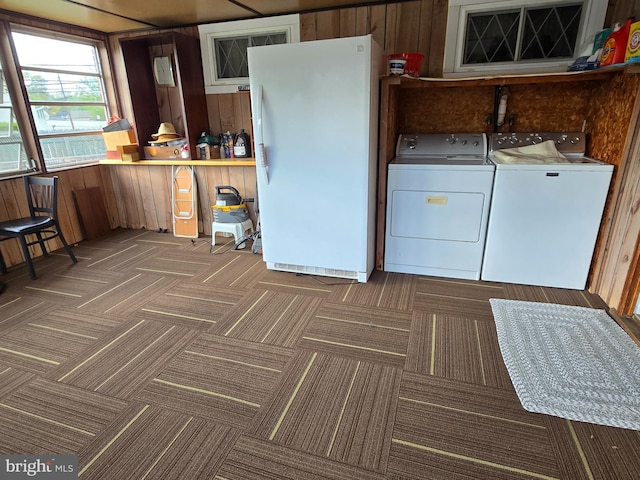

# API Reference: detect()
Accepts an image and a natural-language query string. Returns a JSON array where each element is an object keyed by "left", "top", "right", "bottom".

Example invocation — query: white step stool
[{"left": 211, "top": 219, "right": 254, "bottom": 249}]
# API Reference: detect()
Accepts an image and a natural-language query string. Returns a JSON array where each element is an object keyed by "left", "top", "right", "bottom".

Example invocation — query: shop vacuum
[{"left": 212, "top": 185, "right": 261, "bottom": 252}]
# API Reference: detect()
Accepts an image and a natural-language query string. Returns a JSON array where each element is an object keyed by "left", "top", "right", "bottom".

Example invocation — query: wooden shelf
[
  {"left": 119, "top": 32, "right": 208, "bottom": 160},
  {"left": 386, "top": 64, "right": 634, "bottom": 88},
  {"left": 99, "top": 158, "right": 256, "bottom": 166}
]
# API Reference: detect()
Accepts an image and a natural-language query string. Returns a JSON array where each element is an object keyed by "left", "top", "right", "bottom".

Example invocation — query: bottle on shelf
[{"left": 233, "top": 129, "right": 251, "bottom": 158}]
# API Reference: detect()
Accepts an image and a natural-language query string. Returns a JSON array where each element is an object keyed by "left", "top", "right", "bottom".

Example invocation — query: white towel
[{"left": 492, "top": 140, "right": 569, "bottom": 164}]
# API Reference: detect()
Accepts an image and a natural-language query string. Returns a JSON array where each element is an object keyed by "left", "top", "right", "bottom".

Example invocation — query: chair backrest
[{"left": 24, "top": 175, "right": 58, "bottom": 218}]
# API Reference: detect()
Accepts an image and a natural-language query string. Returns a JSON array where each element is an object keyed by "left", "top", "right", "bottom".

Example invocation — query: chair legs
[
  {"left": 35, "top": 231, "right": 50, "bottom": 257},
  {"left": 55, "top": 222, "right": 77, "bottom": 265},
  {"left": 0, "top": 250, "right": 6, "bottom": 275},
  {"left": 17, "top": 235, "right": 37, "bottom": 280},
  {"left": 0, "top": 227, "right": 77, "bottom": 280}
]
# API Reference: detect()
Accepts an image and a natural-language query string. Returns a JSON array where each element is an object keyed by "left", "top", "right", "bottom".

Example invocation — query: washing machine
[
  {"left": 481, "top": 132, "right": 614, "bottom": 290},
  {"left": 384, "top": 133, "right": 495, "bottom": 280}
]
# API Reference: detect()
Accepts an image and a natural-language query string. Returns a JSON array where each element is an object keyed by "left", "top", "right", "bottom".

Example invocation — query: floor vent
[{"left": 272, "top": 263, "right": 358, "bottom": 280}]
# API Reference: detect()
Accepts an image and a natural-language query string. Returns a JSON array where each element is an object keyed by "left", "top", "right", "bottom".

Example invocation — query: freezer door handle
[{"left": 255, "top": 84, "right": 269, "bottom": 185}]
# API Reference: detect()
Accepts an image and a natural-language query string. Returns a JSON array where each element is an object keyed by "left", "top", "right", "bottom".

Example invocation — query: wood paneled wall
[
  {"left": 589, "top": 72, "right": 640, "bottom": 312},
  {"left": 100, "top": 164, "right": 257, "bottom": 235}
]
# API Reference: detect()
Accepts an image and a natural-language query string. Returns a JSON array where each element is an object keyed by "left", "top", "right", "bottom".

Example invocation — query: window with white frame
[
  {"left": 199, "top": 14, "right": 300, "bottom": 94},
  {"left": 443, "top": 0, "right": 608, "bottom": 77},
  {"left": 11, "top": 27, "right": 110, "bottom": 170}
]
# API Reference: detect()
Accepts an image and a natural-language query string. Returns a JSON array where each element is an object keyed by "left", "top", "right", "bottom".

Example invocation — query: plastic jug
[
  {"left": 601, "top": 18, "right": 634, "bottom": 66},
  {"left": 233, "top": 129, "right": 251, "bottom": 158}
]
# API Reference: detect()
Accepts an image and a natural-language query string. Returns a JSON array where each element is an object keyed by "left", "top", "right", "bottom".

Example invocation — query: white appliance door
[
  {"left": 248, "top": 36, "right": 377, "bottom": 278},
  {"left": 481, "top": 167, "right": 612, "bottom": 289}
]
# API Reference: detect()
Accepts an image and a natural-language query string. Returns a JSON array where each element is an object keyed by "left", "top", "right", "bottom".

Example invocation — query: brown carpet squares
[{"left": 0, "top": 228, "right": 638, "bottom": 479}]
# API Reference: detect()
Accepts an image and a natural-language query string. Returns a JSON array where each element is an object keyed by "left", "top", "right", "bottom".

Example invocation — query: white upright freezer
[{"left": 248, "top": 35, "right": 382, "bottom": 282}]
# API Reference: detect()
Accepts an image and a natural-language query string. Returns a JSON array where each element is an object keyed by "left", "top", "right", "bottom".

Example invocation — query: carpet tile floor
[{"left": 0, "top": 228, "right": 638, "bottom": 479}]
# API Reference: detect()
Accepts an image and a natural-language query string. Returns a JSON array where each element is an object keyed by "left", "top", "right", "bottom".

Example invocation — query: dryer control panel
[{"left": 396, "top": 133, "right": 487, "bottom": 157}]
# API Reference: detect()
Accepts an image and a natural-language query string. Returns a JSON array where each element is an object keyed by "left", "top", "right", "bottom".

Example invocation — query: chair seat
[{"left": 0, "top": 216, "right": 55, "bottom": 234}]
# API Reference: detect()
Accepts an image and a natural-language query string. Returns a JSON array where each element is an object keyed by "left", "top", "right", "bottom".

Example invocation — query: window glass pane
[
  {"left": 12, "top": 28, "right": 109, "bottom": 169},
  {"left": 251, "top": 32, "right": 287, "bottom": 47},
  {"left": 520, "top": 4, "right": 582, "bottom": 60},
  {"left": 215, "top": 36, "right": 250, "bottom": 78},
  {"left": 39, "top": 134, "right": 106, "bottom": 169},
  {"left": 12, "top": 33, "right": 99, "bottom": 74},
  {"left": 464, "top": 11, "right": 520, "bottom": 64},
  {"left": 22, "top": 71, "right": 105, "bottom": 103},
  {"left": 214, "top": 32, "right": 288, "bottom": 79},
  {"left": 0, "top": 62, "right": 30, "bottom": 176},
  {"left": 30, "top": 105, "right": 108, "bottom": 135}
]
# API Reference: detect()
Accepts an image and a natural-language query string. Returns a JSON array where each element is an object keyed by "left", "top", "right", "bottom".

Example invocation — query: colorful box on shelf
[
  {"left": 102, "top": 130, "right": 137, "bottom": 150},
  {"left": 625, "top": 20, "right": 640, "bottom": 64}
]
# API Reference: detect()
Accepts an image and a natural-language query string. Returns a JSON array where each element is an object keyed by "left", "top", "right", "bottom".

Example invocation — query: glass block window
[
  {"left": 215, "top": 32, "right": 287, "bottom": 79},
  {"left": 464, "top": 4, "right": 582, "bottom": 65}
]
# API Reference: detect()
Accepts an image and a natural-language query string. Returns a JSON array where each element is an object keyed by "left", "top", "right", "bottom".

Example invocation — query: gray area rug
[{"left": 489, "top": 299, "right": 640, "bottom": 430}]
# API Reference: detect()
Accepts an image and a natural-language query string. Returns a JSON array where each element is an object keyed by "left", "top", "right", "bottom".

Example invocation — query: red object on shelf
[
  {"left": 387, "top": 53, "right": 424, "bottom": 77},
  {"left": 600, "top": 18, "right": 634, "bottom": 67}
]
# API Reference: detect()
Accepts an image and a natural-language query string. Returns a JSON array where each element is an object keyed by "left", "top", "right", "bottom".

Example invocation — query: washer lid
[{"left": 489, "top": 153, "right": 614, "bottom": 171}]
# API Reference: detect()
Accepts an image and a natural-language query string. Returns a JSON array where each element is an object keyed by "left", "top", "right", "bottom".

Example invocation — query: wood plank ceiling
[{"left": 0, "top": 0, "right": 402, "bottom": 33}]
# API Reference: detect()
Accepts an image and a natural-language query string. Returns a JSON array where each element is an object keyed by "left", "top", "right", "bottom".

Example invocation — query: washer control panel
[{"left": 490, "top": 132, "right": 586, "bottom": 154}]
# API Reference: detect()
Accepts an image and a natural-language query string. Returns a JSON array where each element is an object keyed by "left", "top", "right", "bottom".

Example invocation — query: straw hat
[{"left": 150, "top": 122, "right": 182, "bottom": 143}]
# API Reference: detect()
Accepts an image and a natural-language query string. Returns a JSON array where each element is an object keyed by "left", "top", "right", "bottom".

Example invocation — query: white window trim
[
  {"left": 198, "top": 14, "right": 300, "bottom": 94},
  {"left": 443, "top": 0, "right": 608, "bottom": 78}
]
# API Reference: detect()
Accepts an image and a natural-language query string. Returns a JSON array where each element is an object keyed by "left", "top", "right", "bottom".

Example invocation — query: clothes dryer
[{"left": 384, "top": 133, "right": 495, "bottom": 280}]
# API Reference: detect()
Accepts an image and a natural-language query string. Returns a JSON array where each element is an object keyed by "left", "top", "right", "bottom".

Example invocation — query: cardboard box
[
  {"left": 117, "top": 144, "right": 139, "bottom": 154},
  {"left": 121, "top": 153, "right": 140, "bottom": 162},
  {"left": 102, "top": 130, "right": 137, "bottom": 150},
  {"left": 593, "top": 28, "right": 613, "bottom": 54},
  {"left": 144, "top": 145, "right": 182, "bottom": 159},
  {"left": 117, "top": 144, "right": 140, "bottom": 162}
]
